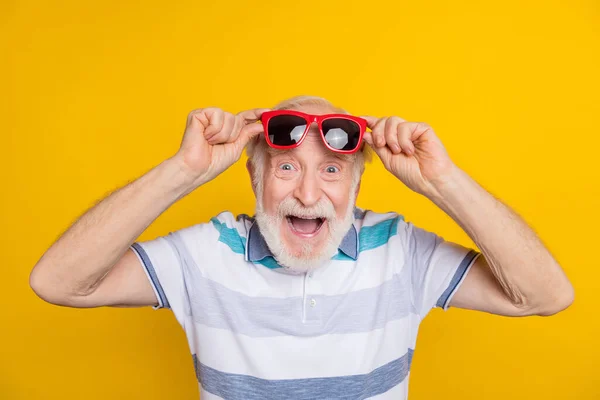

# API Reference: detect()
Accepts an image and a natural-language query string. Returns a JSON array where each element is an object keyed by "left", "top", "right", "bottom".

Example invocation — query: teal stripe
[
  {"left": 210, "top": 214, "right": 403, "bottom": 263},
  {"left": 333, "top": 215, "right": 404, "bottom": 261},
  {"left": 358, "top": 215, "right": 403, "bottom": 253},
  {"left": 332, "top": 251, "right": 355, "bottom": 261},
  {"left": 211, "top": 218, "right": 246, "bottom": 255}
]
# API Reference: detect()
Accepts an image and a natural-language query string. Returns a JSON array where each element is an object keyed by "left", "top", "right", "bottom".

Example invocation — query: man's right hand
[
  {"left": 29, "top": 106, "right": 269, "bottom": 309},
  {"left": 174, "top": 107, "right": 270, "bottom": 188}
]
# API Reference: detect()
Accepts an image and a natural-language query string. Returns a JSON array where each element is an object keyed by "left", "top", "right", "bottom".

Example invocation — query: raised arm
[
  {"left": 29, "top": 107, "right": 268, "bottom": 308},
  {"left": 362, "top": 115, "right": 574, "bottom": 317}
]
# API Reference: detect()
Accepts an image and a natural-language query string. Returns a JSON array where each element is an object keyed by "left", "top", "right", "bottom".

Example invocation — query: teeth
[{"left": 287, "top": 215, "right": 325, "bottom": 220}]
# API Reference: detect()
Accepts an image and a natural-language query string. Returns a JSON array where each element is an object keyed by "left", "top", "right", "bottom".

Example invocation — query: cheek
[
  {"left": 324, "top": 186, "right": 354, "bottom": 218},
  {"left": 262, "top": 175, "right": 294, "bottom": 213}
]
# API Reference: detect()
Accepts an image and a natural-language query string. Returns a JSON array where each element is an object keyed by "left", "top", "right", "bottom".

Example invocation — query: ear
[{"left": 246, "top": 159, "right": 257, "bottom": 197}]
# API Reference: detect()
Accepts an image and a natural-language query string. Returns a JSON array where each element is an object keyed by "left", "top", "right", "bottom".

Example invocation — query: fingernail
[{"left": 392, "top": 144, "right": 401, "bottom": 153}]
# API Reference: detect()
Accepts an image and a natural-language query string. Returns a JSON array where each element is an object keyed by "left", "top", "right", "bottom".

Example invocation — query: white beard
[{"left": 254, "top": 191, "right": 357, "bottom": 274}]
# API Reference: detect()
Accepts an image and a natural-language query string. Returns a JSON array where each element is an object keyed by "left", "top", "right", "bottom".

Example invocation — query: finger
[
  {"left": 414, "top": 122, "right": 433, "bottom": 142},
  {"left": 228, "top": 115, "right": 244, "bottom": 143},
  {"left": 384, "top": 117, "right": 402, "bottom": 154},
  {"left": 363, "top": 131, "right": 374, "bottom": 146},
  {"left": 237, "top": 108, "right": 271, "bottom": 124},
  {"left": 208, "top": 112, "right": 236, "bottom": 144},
  {"left": 370, "top": 117, "right": 387, "bottom": 148},
  {"left": 361, "top": 115, "right": 379, "bottom": 130},
  {"left": 365, "top": 132, "right": 392, "bottom": 165},
  {"left": 204, "top": 108, "right": 225, "bottom": 139},
  {"left": 398, "top": 122, "right": 417, "bottom": 155}
]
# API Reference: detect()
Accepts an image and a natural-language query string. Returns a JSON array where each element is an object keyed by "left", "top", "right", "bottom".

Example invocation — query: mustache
[{"left": 276, "top": 197, "right": 337, "bottom": 220}]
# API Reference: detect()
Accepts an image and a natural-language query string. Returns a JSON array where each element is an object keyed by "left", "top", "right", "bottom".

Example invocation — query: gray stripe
[
  {"left": 436, "top": 249, "right": 480, "bottom": 308},
  {"left": 194, "top": 350, "right": 413, "bottom": 400},
  {"left": 167, "top": 232, "right": 417, "bottom": 338},
  {"left": 131, "top": 243, "right": 170, "bottom": 309}
]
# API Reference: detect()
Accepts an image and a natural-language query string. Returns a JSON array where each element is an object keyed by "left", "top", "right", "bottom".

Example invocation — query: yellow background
[{"left": 2, "top": 0, "right": 599, "bottom": 398}]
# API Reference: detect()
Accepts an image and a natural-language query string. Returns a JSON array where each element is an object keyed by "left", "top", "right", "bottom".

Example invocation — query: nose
[{"left": 293, "top": 170, "right": 322, "bottom": 207}]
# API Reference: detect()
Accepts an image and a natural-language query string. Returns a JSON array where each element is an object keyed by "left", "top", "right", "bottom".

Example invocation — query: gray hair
[{"left": 247, "top": 95, "right": 370, "bottom": 197}]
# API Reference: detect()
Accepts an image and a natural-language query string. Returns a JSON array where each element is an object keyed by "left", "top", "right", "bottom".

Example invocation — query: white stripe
[
  {"left": 171, "top": 211, "right": 409, "bottom": 299},
  {"left": 443, "top": 251, "right": 481, "bottom": 311},
  {"left": 189, "top": 315, "right": 420, "bottom": 379},
  {"left": 189, "top": 241, "right": 407, "bottom": 300},
  {"left": 419, "top": 241, "right": 473, "bottom": 316},
  {"left": 130, "top": 245, "right": 162, "bottom": 310},
  {"left": 180, "top": 211, "right": 408, "bottom": 299}
]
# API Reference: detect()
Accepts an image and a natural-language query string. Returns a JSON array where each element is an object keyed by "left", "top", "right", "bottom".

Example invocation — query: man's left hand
[{"left": 362, "top": 116, "right": 456, "bottom": 197}]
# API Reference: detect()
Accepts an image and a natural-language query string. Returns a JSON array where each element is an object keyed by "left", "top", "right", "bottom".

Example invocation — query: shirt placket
[{"left": 302, "top": 270, "right": 321, "bottom": 324}]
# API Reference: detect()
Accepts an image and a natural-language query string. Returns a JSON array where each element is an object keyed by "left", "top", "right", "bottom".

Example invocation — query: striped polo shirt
[{"left": 131, "top": 208, "right": 480, "bottom": 400}]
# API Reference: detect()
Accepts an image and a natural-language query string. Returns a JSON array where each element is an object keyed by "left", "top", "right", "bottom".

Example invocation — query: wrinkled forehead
[{"left": 278, "top": 103, "right": 346, "bottom": 116}]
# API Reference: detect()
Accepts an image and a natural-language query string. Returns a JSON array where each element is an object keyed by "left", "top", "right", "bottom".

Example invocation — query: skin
[
  {"left": 29, "top": 102, "right": 574, "bottom": 318},
  {"left": 255, "top": 104, "right": 357, "bottom": 258},
  {"left": 361, "top": 115, "right": 574, "bottom": 316}
]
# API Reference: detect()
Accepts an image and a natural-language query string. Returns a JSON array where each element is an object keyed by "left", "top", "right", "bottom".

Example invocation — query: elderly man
[{"left": 30, "top": 95, "right": 574, "bottom": 399}]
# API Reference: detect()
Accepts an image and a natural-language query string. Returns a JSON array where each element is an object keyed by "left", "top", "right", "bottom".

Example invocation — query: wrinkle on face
[{"left": 252, "top": 104, "right": 361, "bottom": 272}]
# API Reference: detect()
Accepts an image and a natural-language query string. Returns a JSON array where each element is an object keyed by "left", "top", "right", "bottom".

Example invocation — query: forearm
[
  {"left": 426, "top": 165, "right": 573, "bottom": 310},
  {"left": 30, "top": 156, "right": 195, "bottom": 297}
]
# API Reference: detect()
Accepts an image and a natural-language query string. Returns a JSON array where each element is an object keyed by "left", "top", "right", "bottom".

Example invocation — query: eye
[
  {"left": 325, "top": 165, "right": 340, "bottom": 173},
  {"left": 279, "top": 163, "right": 295, "bottom": 171}
]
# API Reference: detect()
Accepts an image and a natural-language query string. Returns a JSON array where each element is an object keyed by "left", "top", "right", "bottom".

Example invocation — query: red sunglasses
[{"left": 260, "top": 110, "right": 367, "bottom": 154}]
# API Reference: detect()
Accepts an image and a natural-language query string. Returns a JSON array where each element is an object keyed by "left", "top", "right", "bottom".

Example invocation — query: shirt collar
[{"left": 245, "top": 216, "right": 359, "bottom": 263}]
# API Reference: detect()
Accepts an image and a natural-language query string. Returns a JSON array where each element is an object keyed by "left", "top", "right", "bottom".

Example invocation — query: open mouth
[{"left": 286, "top": 216, "right": 325, "bottom": 237}]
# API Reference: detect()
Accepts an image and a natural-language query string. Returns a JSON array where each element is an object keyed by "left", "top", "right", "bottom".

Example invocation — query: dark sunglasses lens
[
  {"left": 322, "top": 119, "right": 361, "bottom": 151},
  {"left": 267, "top": 115, "right": 307, "bottom": 147}
]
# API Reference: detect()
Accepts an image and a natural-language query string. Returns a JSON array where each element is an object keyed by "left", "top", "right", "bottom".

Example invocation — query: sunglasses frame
[{"left": 260, "top": 110, "right": 367, "bottom": 154}]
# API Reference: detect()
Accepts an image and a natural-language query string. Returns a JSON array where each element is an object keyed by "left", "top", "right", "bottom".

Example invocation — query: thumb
[{"left": 237, "top": 122, "right": 265, "bottom": 148}]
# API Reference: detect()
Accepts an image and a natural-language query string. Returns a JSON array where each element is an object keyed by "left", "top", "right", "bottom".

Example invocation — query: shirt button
[
  {"left": 310, "top": 298, "right": 317, "bottom": 307},
  {"left": 308, "top": 272, "right": 313, "bottom": 278}
]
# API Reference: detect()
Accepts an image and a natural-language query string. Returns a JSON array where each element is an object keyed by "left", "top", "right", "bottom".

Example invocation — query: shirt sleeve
[
  {"left": 402, "top": 220, "right": 481, "bottom": 319},
  {"left": 130, "top": 225, "right": 202, "bottom": 328}
]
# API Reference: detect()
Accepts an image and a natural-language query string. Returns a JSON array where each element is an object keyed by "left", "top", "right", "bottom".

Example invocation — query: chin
[
  {"left": 254, "top": 195, "right": 357, "bottom": 274},
  {"left": 269, "top": 218, "right": 342, "bottom": 274}
]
